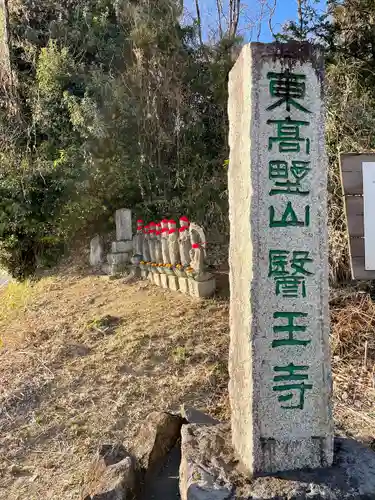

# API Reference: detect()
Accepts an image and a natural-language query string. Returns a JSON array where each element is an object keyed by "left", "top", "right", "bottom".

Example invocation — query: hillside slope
[{"left": 0, "top": 273, "right": 374, "bottom": 499}]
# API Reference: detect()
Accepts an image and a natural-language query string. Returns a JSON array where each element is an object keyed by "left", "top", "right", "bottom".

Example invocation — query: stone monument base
[
  {"left": 129, "top": 265, "right": 141, "bottom": 278},
  {"left": 112, "top": 240, "right": 133, "bottom": 253},
  {"left": 153, "top": 273, "right": 161, "bottom": 287},
  {"left": 168, "top": 275, "right": 179, "bottom": 291},
  {"left": 188, "top": 278, "right": 216, "bottom": 298},
  {"left": 110, "top": 263, "right": 130, "bottom": 276},
  {"left": 178, "top": 277, "right": 189, "bottom": 294},
  {"left": 180, "top": 423, "right": 375, "bottom": 500},
  {"left": 107, "top": 251, "right": 130, "bottom": 266},
  {"left": 160, "top": 274, "right": 168, "bottom": 289}
]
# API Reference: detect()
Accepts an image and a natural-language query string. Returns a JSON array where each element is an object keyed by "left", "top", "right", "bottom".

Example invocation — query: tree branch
[{"left": 194, "top": 0, "right": 204, "bottom": 48}]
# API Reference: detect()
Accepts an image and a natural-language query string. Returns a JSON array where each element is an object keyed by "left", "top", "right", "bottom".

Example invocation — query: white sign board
[{"left": 363, "top": 162, "right": 375, "bottom": 270}]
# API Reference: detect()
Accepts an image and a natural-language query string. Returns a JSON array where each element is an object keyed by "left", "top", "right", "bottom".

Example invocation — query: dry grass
[
  {"left": 0, "top": 274, "right": 229, "bottom": 499},
  {"left": 0, "top": 273, "right": 374, "bottom": 499},
  {"left": 331, "top": 289, "right": 375, "bottom": 442}
]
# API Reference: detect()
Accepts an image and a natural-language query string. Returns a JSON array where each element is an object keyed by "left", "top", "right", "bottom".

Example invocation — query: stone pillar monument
[{"left": 228, "top": 42, "right": 333, "bottom": 476}]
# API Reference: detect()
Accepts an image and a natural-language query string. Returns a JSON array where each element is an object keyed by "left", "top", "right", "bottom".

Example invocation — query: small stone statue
[
  {"left": 155, "top": 223, "right": 163, "bottom": 263},
  {"left": 168, "top": 219, "right": 179, "bottom": 266},
  {"left": 142, "top": 225, "right": 151, "bottom": 262},
  {"left": 189, "top": 222, "right": 211, "bottom": 281},
  {"left": 190, "top": 242, "right": 205, "bottom": 275},
  {"left": 148, "top": 222, "right": 156, "bottom": 263},
  {"left": 133, "top": 219, "right": 144, "bottom": 256},
  {"left": 178, "top": 215, "right": 190, "bottom": 267},
  {"left": 161, "top": 219, "right": 170, "bottom": 264}
]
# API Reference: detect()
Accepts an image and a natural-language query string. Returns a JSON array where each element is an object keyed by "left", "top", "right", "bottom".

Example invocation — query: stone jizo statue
[
  {"left": 161, "top": 219, "right": 170, "bottom": 264},
  {"left": 142, "top": 225, "right": 151, "bottom": 262},
  {"left": 133, "top": 219, "right": 144, "bottom": 256},
  {"left": 155, "top": 223, "right": 163, "bottom": 263},
  {"left": 178, "top": 215, "right": 191, "bottom": 267},
  {"left": 148, "top": 222, "right": 156, "bottom": 263},
  {"left": 189, "top": 222, "right": 211, "bottom": 281},
  {"left": 168, "top": 219, "right": 179, "bottom": 266}
]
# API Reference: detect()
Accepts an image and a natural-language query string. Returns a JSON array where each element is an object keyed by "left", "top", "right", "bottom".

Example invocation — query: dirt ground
[{"left": 0, "top": 272, "right": 374, "bottom": 499}]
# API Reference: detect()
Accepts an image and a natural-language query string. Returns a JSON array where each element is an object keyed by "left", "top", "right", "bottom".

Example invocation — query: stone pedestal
[
  {"left": 168, "top": 275, "right": 179, "bottom": 291},
  {"left": 129, "top": 265, "right": 141, "bottom": 278},
  {"left": 153, "top": 273, "right": 161, "bottom": 287},
  {"left": 160, "top": 274, "right": 168, "bottom": 289},
  {"left": 148, "top": 272, "right": 154, "bottom": 284},
  {"left": 115, "top": 208, "right": 132, "bottom": 241},
  {"left": 108, "top": 252, "right": 130, "bottom": 266},
  {"left": 180, "top": 423, "right": 375, "bottom": 500},
  {"left": 141, "top": 269, "right": 149, "bottom": 279},
  {"left": 228, "top": 42, "right": 332, "bottom": 475},
  {"left": 178, "top": 277, "right": 189, "bottom": 294},
  {"left": 110, "top": 263, "right": 129, "bottom": 276},
  {"left": 188, "top": 278, "right": 216, "bottom": 298},
  {"left": 112, "top": 240, "right": 133, "bottom": 253}
]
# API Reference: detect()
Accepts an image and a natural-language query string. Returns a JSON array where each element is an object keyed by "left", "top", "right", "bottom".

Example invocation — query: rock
[
  {"left": 180, "top": 405, "right": 219, "bottom": 426},
  {"left": 82, "top": 445, "right": 138, "bottom": 500},
  {"left": 179, "top": 423, "right": 237, "bottom": 500},
  {"left": 179, "top": 424, "right": 375, "bottom": 499},
  {"left": 98, "top": 444, "right": 129, "bottom": 466},
  {"left": 131, "top": 411, "right": 184, "bottom": 477},
  {"left": 244, "top": 437, "right": 375, "bottom": 500}
]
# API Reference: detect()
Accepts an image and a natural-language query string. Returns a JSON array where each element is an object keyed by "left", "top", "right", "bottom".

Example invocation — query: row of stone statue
[{"left": 133, "top": 216, "right": 207, "bottom": 275}]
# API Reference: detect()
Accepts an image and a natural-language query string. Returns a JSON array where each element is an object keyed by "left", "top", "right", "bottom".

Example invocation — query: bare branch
[
  {"left": 268, "top": 0, "right": 277, "bottom": 38},
  {"left": 216, "top": 0, "right": 224, "bottom": 38},
  {"left": 194, "top": 0, "right": 204, "bottom": 47},
  {"left": 257, "top": 0, "right": 266, "bottom": 41},
  {"left": 229, "top": 0, "right": 241, "bottom": 38},
  {"left": 297, "top": 0, "right": 303, "bottom": 38}
]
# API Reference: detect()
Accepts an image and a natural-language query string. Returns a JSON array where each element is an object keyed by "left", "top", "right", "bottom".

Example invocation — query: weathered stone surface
[
  {"left": 131, "top": 411, "right": 184, "bottom": 477},
  {"left": 180, "top": 405, "right": 219, "bottom": 426},
  {"left": 160, "top": 273, "right": 169, "bottom": 289},
  {"left": 141, "top": 269, "right": 149, "bottom": 279},
  {"left": 148, "top": 272, "right": 154, "bottom": 284},
  {"left": 188, "top": 278, "right": 216, "bottom": 298},
  {"left": 227, "top": 42, "right": 332, "bottom": 475},
  {"left": 82, "top": 445, "right": 137, "bottom": 500},
  {"left": 112, "top": 240, "right": 133, "bottom": 254},
  {"left": 90, "top": 235, "right": 104, "bottom": 267},
  {"left": 168, "top": 275, "right": 179, "bottom": 291},
  {"left": 109, "top": 262, "right": 130, "bottom": 276},
  {"left": 153, "top": 273, "right": 161, "bottom": 287},
  {"left": 108, "top": 252, "right": 130, "bottom": 266},
  {"left": 178, "top": 277, "right": 189, "bottom": 294},
  {"left": 179, "top": 424, "right": 236, "bottom": 500},
  {"left": 115, "top": 209, "right": 132, "bottom": 241},
  {"left": 180, "top": 424, "right": 375, "bottom": 500}
]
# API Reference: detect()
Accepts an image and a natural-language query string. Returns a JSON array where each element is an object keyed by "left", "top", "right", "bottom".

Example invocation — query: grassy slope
[{"left": 0, "top": 272, "right": 374, "bottom": 499}]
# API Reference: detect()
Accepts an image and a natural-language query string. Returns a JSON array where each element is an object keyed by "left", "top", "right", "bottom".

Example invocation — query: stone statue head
[
  {"left": 149, "top": 222, "right": 156, "bottom": 239},
  {"left": 136, "top": 219, "right": 144, "bottom": 234},
  {"left": 168, "top": 219, "right": 177, "bottom": 230},
  {"left": 179, "top": 215, "right": 189, "bottom": 228}
]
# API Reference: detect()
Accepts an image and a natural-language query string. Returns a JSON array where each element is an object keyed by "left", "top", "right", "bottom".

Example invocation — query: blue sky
[{"left": 183, "top": 0, "right": 327, "bottom": 42}]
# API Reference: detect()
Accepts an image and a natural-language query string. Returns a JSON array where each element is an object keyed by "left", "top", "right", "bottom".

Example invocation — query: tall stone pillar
[{"left": 228, "top": 42, "right": 333, "bottom": 476}]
